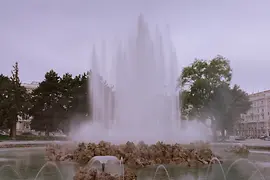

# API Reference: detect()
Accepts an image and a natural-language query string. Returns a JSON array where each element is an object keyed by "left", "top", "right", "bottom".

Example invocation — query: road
[{"left": 212, "top": 139, "right": 270, "bottom": 148}]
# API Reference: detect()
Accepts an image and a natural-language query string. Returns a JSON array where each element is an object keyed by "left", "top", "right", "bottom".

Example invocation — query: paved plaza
[{"left": 212, "top": 139, "right": 270, "bottom": 148}]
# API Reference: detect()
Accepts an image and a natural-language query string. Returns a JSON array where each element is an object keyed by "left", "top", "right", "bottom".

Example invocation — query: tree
[
  {"left": 72, "top": 72, "right": 90, "bottom": 116},
  {"left": 30, "top": 70, "right": 61, "bottom": 136},
  {"left": 29, "top": 70, "right": 90, "bottom": 135},
  {"left": 56, "top": 72, "right": 90, "bottom": 134},
  {"left": 10, "top": 62, "right": 30, "bottom": 138},
  {"left": 57, "top": 73, "right": 79, "bottom": 133},
  {"left": 181, "top": 55, "right": 232, "bottom": 121},
  {"left": 0, "top": 74, "right": 12, "bottom": 128},
  {"left": 0, "top": 63, "right": 30, "bottom": 139},
  {"left": 69, "top": 73, "right": 90, "bottom": 124},
  {"left": 226, "top": 85, "right": 251, "bottom": 134},
  {"left": 180, "top": 55, "right": 250, "bottom": 139},
  {"left": 209, "top": 84, "right": 251, "bottom": 136}
]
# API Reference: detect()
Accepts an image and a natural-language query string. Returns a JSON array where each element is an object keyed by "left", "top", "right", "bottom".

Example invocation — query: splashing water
[
  {"left": 88, "top": 156, "right": 120, "bottom": 165},
  {"left": 206, "top": 157, "right": 227, "bottom": 180},
  {"left": 88, "top": 156, "right": 123, "bottom": 176},
  {"left": 0, "top": 165, "right": 22, "bottom": 179},
  {"left": 153, "top": 165, "right": 171, "bottom": 180},
  {"left": 248, "top": 170, "right": 265, "bottom": 180},
  {"left": 120, "top": 157, "right": 125, "bottom": 180},
  {"left": 205, "top": 157, "right": 267, "bottom": 180},
  {"left": 71, "top": 14, "right": 211, "bottom": 144},
  {"left": 87, "top": 158, "right": 104, "bottom": 171},
  {"left": 34, "top": 162, "right": 64, "bottom": 180},
  {"left": 225, "top": 158, "right": 266, "bottom": 180}
]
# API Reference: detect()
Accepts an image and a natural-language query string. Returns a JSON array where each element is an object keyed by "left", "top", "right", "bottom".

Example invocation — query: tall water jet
[{"left": 72, "top": 15, "right": 210, "bottom": 144}]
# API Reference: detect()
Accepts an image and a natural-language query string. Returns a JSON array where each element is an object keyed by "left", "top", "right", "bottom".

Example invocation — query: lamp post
[
  {"left": 256, "top": 116, "right": 259, "bottom": 138},
  {"left": 266, "top": 96, "right": 269, "bottom": 137}
]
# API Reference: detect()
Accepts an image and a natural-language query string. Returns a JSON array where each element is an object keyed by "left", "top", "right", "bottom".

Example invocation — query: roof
[
  {"left": 249, "top": 89, "right": 270, "bottom": 97},
  {"left": 21, "top": 82, "right": 39, "bottom": 90}
]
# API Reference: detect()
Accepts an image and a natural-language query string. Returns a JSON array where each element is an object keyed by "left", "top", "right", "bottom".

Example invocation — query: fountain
[
  {"left": 0, "top": 13, "right": 266, "bottom": 180},
  {"left": 71, "top": 14, "right": 210, "bottom": 144},
  {"left": 87, "top": 156, "right": 123, "bottom": 176}
]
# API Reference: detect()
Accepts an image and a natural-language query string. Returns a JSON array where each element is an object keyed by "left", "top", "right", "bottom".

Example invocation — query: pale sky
[{"left": 1, "top": 0, "right": 270, "bottom": 93}]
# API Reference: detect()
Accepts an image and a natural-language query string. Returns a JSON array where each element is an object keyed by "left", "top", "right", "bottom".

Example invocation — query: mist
[{"left": 68, "top": 15, "right": 211, "bottom": 144}]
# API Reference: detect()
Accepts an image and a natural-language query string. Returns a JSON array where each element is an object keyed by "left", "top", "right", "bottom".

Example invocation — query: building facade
[
  {"left": 22, "top": 81, "right": 39, "bottom": 93},
  {"left": 16, "top": 82, "right": 39, "bottom": 133},
  {"left": 234, "top": 90, "right": 270, "bottom": 138}
]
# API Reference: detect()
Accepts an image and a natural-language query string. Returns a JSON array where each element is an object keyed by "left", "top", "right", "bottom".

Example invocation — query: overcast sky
[{"left": 1, "top": 0, "right": 270, "bottom": 93}]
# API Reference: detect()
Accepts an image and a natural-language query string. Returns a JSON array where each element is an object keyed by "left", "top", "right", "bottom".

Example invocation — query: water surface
[
  {"left": 0, "top": 147, "right": 270, "bottom": 180},
  {"left": 0, "top": 148, "right": 75, "bottom": 180}
]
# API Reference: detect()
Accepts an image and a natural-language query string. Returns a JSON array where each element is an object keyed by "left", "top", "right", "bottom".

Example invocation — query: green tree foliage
[
  {"left": 30, "top": 70, "right": 61, "bottom": 136},
  {"left": 70, "top": 72, "right": 90, "bottom": 117},
  {"left": 208, "top": 84, "right": 251, "bottom": 136},
  {"left": 181, "top": 55, "right": 251, "bottom": 138},
  {"left": 0, "top": 74, "right": 12, "bottom": 128},
  {"left": 226, "top": 85, "right": 251, "bottom": 134},
  {"left": 29, "top": 70, "right": 90, "bottom": 135},
  {"left": 0, "top": 63, "right": 30, "bottom": 138},
  {"left": 69, "top": 72, "right": 90, "bottom": 132},
  {"left": 9, "top": 62, "right": 30, "bottom": 138},
  {"left": 56, "top": 73, "right": 75, "bottom": 133},
  {"left": 181, "top": 55, "right": 232, "bottom": 120},
  {"left": 57, "top": 72, "right": 90, "bottom": 133}
]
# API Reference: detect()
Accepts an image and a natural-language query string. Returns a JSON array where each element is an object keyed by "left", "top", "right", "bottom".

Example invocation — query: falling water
[{"left": 72, "top": 15, "right": 210, "bottom": 144}]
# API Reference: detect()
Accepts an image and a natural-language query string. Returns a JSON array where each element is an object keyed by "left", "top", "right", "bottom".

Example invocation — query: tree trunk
[
  {"left": 45, "top": 129, "right": 50, "bottom": 137},
  {"left": 211, "top": 118, "right": 217, "bottom": 142},
  {"left": 212, "top": 128, "right": 217, "bottom": 142},
  {"left": 221, "top": 128, "right": 225, "bottom": 138},
  {"left": 9, "top": 120, "right": 16, "bottom": 140},
  {"left": 62, "top": 118, "right": 70, "bottom": 134},
  {"left": 45, "top": 125, "right": 50, "bottom": 137},
  {"left": 226, "top": 127, "right": 233, "bottom": 136}
]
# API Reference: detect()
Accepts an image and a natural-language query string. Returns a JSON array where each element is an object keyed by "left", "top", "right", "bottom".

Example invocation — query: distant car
[
  {"left": 227, "top": 136, "right": 236, "bottom": 141},
  {"left": 259, "top": 135, "right": 267, "bottom": 139},
  {"left": 235, "top": 136, "right": 245, "bottom": 141},
  {"left": 263, "top": 136, "right": 270, "bottom": 141},
  {"left": 50, "top": 130, "right": 67, "bottom": 137},
  {"left": 217, "top": 136, "right": 225, "bottom": 142},
  {"left": 21, "top": 132, "right": 34, "bottom": 136},
  {"left": 0, "top": 130, "right": 8, "bottom": 136}
]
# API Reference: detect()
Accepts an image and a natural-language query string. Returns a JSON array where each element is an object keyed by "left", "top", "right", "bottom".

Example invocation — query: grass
[{"left": 0, "top": 134, "right": 68, "bottom": 141}]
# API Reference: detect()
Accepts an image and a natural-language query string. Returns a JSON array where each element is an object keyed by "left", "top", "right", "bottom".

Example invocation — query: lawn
[{"left": 0, "top": 134, "right": 68, "bottom": 141}]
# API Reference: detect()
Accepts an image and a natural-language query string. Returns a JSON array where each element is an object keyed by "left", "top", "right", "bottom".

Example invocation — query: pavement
[
  {"left": 0, "top": 140, "right": 71, "bottom": 145},
  {"left": 211, "top": 139, "right": 270, "bottom": 147}
]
